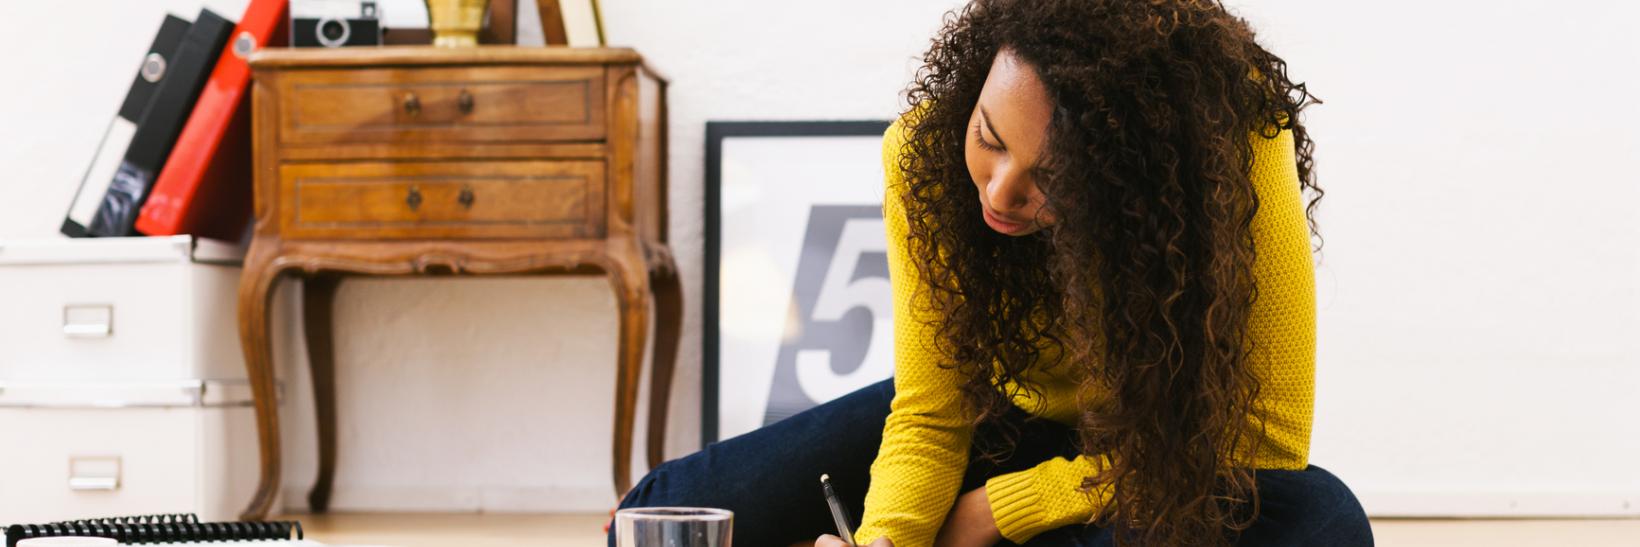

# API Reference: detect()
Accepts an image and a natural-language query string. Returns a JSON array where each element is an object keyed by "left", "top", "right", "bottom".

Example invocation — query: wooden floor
[{"left": 291, "top": 512, "right": 1640, "bottom": 546}]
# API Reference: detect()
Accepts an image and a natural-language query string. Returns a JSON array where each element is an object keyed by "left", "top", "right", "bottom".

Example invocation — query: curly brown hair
[{"left": 891, "top": 0, "right": 1323, "bottom": 544}]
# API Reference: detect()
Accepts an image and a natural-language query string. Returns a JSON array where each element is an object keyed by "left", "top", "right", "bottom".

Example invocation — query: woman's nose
[{"left": 986, "top": 172, "right": 1032, "bottom": 213}]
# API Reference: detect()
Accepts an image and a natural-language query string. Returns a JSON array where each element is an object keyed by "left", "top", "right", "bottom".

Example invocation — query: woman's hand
[
  {"left": 933, "top": 486, "right": 1002, "bottom": 547},
  {"left": 812, "top": 486, "right": 994, "bottom": 547},
  {"left": 814, "top": 535, "right": 892, "bottom": 547}
]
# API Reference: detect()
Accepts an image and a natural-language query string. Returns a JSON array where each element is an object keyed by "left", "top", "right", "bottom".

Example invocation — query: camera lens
[
  {"left": 316, "top": 17, "right": 352, "bottom": 47},
  {"left": 320, "top": 20, "right": 345, "bottom": 41}
]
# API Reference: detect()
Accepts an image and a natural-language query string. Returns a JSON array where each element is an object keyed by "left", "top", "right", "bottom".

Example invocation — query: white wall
[
  {"left": 1, "top": 0, "right": 1636, "bottom": 516},
  {"left": 1243, "top": 0, "right": 1640, "bottom": 515}
]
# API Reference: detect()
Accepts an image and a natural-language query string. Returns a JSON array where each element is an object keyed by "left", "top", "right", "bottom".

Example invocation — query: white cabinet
[{"left": 0, "top": 236, "right": 271, "bottom": 523}]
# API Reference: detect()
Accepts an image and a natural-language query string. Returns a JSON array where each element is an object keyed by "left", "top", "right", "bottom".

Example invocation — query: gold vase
[{"left": 425, "top": 0, "right": 490, "bottom": 47}]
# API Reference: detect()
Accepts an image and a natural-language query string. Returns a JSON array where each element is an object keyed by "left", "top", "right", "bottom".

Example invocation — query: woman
[{"left": 613, "top": 0, "right": 1371, "bottom": 545}]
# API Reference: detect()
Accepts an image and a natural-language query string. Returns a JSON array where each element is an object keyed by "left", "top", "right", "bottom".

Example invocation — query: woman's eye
[{"left": 972, "top": 121, "right": 1003, "bottom": 152}]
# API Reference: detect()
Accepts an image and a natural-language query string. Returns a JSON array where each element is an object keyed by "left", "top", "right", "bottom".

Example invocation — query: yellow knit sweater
[{"left": 853, "top": 107, "right": 1316, "bottom": 546}]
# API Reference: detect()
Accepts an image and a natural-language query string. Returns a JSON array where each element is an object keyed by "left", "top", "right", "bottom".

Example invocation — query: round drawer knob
[
  {"left": 458, "top": 90, "right": 475, "bottom": 115},
  {"left": 406, "top": 186, "right": 423, "bottom": 211},
  {"left": 458, "top": 186, "right": 475, "bottom": 209},
  {"left": 403, "top": 93, "right": 421, "bottom": 117}
]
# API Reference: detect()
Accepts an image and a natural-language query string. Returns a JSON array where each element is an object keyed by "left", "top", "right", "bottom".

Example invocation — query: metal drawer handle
[
  {"left": 68, "top": 455, "right": 122, "bottom": 491},
  {"left": 458, "top": 186, "right": 475, "bottom": 209},
  {"left": 406, "top": 186, "right": 423, "bottom": 211},
  {"left": 403, "top": 92, "right": 421, "bottom": 117},
  {"left": 63, "top": 304, "right": 113, "bottom": 338},
  {"left": 458, "top": 89, "right": 474, "bottom": 114}
]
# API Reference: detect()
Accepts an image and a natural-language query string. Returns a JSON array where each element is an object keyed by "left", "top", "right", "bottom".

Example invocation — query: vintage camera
[{"left": 291, "top": 0, "right": 382, "bottom": 48}]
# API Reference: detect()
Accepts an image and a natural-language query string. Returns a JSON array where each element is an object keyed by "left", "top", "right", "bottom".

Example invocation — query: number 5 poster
[{"left": 704, "top": 120, "right": 895, "bottom": 445}]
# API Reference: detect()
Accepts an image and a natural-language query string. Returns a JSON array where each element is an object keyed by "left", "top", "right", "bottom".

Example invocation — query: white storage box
[
  {"left": 0, "top": 380, "right": 264, "bottom": 523},
  {"left": 0, "top": 235, "right": 245, "bottom": 382}
]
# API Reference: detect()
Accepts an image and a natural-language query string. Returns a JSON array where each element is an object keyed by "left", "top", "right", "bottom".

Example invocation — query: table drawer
[
  {"left": 277, "top": 65, "right": 605, "bottom": 145},
  {"left": 279, "top": 160, "right": 606, "bottom": 240}
]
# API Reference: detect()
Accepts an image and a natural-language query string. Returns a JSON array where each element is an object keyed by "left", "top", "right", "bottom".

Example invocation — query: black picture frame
[{"left": 703, "top": 120, "right": 894, "bottom": 447}]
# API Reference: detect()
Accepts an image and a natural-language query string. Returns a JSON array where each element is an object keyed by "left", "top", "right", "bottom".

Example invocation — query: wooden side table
[{"left": 238, "top": 46, "right": 677, "bottom": 520}]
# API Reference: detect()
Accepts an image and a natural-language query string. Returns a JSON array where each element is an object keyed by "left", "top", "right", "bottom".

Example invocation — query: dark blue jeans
[{"left": 612, "top": 379, "right": 1372, "bottom": 546}]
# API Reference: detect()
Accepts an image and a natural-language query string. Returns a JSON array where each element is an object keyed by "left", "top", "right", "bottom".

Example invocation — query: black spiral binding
[
  {"left": 4, "top": 513, "right": 302, "bottom": 547},
  {"left": 52, "top": 513, "right": 200, "bottom": 526}
]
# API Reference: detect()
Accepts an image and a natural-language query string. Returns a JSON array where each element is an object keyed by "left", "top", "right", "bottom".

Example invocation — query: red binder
[{"left": 135, "top": 0, "right": 288, "bottom": 240}]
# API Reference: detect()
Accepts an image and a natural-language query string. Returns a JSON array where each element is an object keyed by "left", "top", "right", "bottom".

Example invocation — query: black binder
[
  {"left": 3, "top": 513, "right": 303, "bottom": 546},
  {"left": 60, "top": 14, "right": 191, "bottom": 238},
  {"left": 87, "top": 8, "right": 235, "bottom": 237}
]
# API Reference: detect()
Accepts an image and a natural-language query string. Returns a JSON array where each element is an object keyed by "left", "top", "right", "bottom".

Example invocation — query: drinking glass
[{"left": 613, "top": 507, "right": 733, "bottom": 547}]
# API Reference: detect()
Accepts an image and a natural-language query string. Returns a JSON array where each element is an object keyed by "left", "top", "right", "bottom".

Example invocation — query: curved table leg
[
  {"left": 646, "top": 251, "right": 682, "bottom": 469},
  {"left": 303, "top": 275, "right": 342, "bottom": 513},
  {"left": 239, "top": 244, "right": 285, "bottom": 521},
  {"left": 605, "top": 243, "right": 651, "bottom": 498}
]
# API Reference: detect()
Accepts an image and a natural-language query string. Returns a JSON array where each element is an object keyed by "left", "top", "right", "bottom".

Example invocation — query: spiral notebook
[{"left": 0, "top": 513, "right": 352, "bottom": 547}]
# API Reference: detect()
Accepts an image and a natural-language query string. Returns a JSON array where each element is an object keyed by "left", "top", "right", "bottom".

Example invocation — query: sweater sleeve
[
  {"left": 852, "top": 109, "right": 977, "bottom": 547},
  {"left": 982, "top": 124, "right": 1319, "bottom": 543}
]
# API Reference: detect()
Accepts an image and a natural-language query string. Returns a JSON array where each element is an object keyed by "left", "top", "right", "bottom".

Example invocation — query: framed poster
[{"left": 704, "top": 120, "right": 896, "bottom": 445}]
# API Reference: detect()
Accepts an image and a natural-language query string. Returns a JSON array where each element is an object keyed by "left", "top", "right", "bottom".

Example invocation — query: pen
[{"left": 821, "top": 473, "right": 857, "bottom": 546}]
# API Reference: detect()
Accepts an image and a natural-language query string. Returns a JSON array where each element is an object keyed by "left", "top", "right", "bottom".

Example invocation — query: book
[
  {"left": 60, "top": 15, "right": 191, "bottom": 238},
  {"left": 86, "top": 8, "right": 235, "bottom": 238},
  {"left": 559, "top": 0, "right": 606, "bottom": 46},
  {"left": 135, "top": 0, "right": 290, "bottom": 240},
  {"left": 2, "top": 514, "right": 307, "bottom": 547}
]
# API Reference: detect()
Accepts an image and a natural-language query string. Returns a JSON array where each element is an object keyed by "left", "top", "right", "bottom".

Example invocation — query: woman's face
[{"left": 966, "top": 47, "right": 1058, "bottom": 236}]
